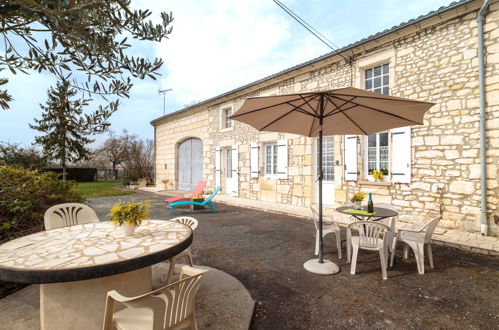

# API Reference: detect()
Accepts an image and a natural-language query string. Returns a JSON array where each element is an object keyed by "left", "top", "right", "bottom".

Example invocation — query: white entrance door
[
  {"left": 224, "top": 145, "right": 238, "bottom": 196},
  {"left": 314, "top": 136, "right": 335, "bottom": 206}
]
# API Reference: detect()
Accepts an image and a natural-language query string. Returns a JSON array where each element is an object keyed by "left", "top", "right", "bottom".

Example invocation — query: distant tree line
[
  {"left": 91, "top": 130, "right": 154, "bottom": 185},
  {"left": 1, "top": 129, "right": 154, "bottom": 185}
]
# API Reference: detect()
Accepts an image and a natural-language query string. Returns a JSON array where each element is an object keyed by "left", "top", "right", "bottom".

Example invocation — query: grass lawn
[{"left": 77, "top": 180, "right": 135, "bottom": 199}]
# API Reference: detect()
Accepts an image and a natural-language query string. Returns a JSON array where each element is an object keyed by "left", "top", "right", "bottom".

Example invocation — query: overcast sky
[{"left": 1, "top": 0, "right": 455, "bottom": 147}]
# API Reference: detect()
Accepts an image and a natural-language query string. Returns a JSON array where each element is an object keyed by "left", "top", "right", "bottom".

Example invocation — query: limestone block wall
[
  {"left": 204, "top": 81, "right": 314, "bottom": 206},
  {"left": 155, "top": 107, "right": 210, "bottom": 190},
  {"left": 155, "top": 1, "right": 498, "bottom": 235},
  {"left": 337, "top": 5, "right": 499, "bottom": 235}
]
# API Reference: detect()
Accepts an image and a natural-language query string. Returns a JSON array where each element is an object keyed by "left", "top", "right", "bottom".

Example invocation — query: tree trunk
[
  {"left": 61, "top": 136, "right": 67, "bottom": 182},
  {"left": 61, "top": 158, "right": 67, "bottom": 181},
  {"left": 112, "top": 162, "right": 117, "bottom": 180}
]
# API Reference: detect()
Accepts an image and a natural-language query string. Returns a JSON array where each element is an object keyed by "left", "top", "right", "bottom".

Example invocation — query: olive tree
[{"left": 0, "top": 0, "right": 173, "bottom": 110}]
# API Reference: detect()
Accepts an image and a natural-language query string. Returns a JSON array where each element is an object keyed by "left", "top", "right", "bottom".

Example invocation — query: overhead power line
[{"left": 272, "top": 0, "right": 351, "bottom": 63}]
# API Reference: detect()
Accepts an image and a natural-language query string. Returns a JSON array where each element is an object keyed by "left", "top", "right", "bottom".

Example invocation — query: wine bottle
[{"left": 367, "top": 192, "right": 374, "bottom": 213}]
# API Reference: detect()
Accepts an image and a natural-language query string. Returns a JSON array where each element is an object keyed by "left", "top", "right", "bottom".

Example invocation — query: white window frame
[
  {"left": 225, "top": 148, "right": 232, "bottom": 178},
  {"left": 263, "top": 143, "right": 278, "bottom": 177},
  {"left": 316, "top": 136, "right": 335, "bottom": 182},
  {"left": 364, "top": 132, "right": 390, "bottom": 180},
  {"left": 363, "top": 61, "right": 392, "bottom": 181},
  {"left": 221, "top": 107, "right": 233, "bottom": 130},
  {"left": 364, "top": 63, "right": 390, "bottom": 95}
]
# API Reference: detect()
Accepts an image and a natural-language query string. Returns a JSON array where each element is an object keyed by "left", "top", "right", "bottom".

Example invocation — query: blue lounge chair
[{"left": 169, "top": 186, "right": 221, "bottom": 216}]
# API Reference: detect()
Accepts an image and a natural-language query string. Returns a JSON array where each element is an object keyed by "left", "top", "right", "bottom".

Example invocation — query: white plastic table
[{"left": 0, "top": 220, "right": 192, "bottom": 330}]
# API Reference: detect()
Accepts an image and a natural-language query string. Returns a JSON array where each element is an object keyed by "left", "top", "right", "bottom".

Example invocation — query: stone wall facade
[{"left": 154, "top": 1, "right": 499, "bottom": 236}]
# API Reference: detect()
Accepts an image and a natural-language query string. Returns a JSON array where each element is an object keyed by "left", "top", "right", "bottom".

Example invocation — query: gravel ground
[{"left": 89, "top": 191, "right": 499, "bottom": 330}]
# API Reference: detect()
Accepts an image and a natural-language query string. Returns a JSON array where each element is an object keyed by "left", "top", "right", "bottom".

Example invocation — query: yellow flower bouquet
[
  {"left": 369, "top": 169, "right": 384, "bottom": 181},
  {"left": 350, "top": 192, "right": 365, "bottom": 203},
  {"left": 350, "top": 192, "right": 365, "bottom": 210},
  {"left": 108, "top": 200, "right": 150, "bottom": 227}
]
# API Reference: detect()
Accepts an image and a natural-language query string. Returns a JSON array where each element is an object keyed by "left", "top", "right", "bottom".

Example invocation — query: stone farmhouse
[{"left": 152, "top": 0, "right": 499, "bottom": 236}]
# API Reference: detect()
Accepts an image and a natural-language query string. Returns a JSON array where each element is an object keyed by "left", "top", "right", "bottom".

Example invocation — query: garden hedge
[{"left": 41, "top": 167, "right": 98, "bottom": 182}]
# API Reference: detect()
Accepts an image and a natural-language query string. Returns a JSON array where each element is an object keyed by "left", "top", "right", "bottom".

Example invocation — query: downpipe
[{"left": 477, "top": 0, "right": 490, "bottom": 236}]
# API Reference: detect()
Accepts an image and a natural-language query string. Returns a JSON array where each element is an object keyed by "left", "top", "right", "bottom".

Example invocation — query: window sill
[
  {"left": 358, "top": 180, "right": 392, "bottom": 187},
  {"left": 220, "top": 127, "right": 234, "bottom": 133}
]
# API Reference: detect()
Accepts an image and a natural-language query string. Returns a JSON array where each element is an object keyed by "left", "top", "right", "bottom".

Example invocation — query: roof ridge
[{"left": 151, "top": 0, "right": 475, "bottom": 125}]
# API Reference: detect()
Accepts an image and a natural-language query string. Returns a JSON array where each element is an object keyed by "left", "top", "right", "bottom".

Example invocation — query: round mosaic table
[{"left": 0, "top": 220, "right": 192, "bottom": 330}]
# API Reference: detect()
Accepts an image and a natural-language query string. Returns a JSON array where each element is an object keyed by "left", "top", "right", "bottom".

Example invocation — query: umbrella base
[{"left": 303, "top": 259, "right": 340, "bottom": 275}]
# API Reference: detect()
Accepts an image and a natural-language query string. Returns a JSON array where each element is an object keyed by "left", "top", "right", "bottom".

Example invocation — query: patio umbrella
[{"left": 230, "top": 87, "right": 435, "bottom": 275}]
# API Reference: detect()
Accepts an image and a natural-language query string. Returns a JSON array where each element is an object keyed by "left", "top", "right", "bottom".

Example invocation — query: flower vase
[
  {"left": 122, "top": 222, "right": 136, "bottom": 237},
  {"left": 354, "top": 201, "right": 362, "bottom": 210}
]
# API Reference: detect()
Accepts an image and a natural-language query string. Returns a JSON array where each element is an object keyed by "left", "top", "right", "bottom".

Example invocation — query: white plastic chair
[
  {"left": 167, "top": 216, "right": 199, "bottom": 284},
  {"left": 347, "top": 221, "right": 392, "bottom": 280},
  {"left": 375, "top": 202, "right": 397, "bottom": 253},
  {"left": 44, "top": 203, "right": 99, "bottom": 230},
  {"left": 390, "top": 217, "right": 441, "bottom": 274},
  {"left": 309, "top": 206, "right": 342, "bottom": 259},
  {"left": 103, "top": 266, "right": 208, "bottom": 330}
]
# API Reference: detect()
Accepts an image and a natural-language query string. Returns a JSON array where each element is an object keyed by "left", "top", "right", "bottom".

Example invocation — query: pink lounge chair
[{"left": 164, "top": 180, "right": 207, "bottom": 204}]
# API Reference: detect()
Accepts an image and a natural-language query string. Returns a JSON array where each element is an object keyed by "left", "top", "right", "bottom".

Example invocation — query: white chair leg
[
  {"left": 350, "top": 244, "right": 359, "bottom": 275},
  {"left": 413, "top": 242, "right": 425, "bottom": 275},
  {"left": 379, "top": 248, "right": 387, "bottom": 280},
  {"left": 346, "top": 230, "right": 352, "bottom": 263},
  {"left": 403, "top": 244, "right": 409, "bottom": 259},
  {"left": 427, "top": 244, "right": 434, "bottom": 269},
  {"left": 166, "top": 257, "right": 177, "bottom": 284},
  {"left": 335, "top": 229, "right": 342, "bottom": 259},
  {"left": 186, "top": 249, "right": 194, "bottom": 267},
  {"left": 315, "top": 230, "right": 319, "bottom": 255},
  {"left": 390, "top": 237, "right": 398, "bottom": 267},
  {"left": 387, "top": 232, "right": 394, "bottom": 253},
  {"left": 191, "top": 314, "right": 198, "bottom": 330}
]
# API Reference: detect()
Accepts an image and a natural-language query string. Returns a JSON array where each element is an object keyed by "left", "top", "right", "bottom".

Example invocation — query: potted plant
[
  {"left": 369, "top": 169, "right": 385, "bottom": 182},
  {"left": 108, "top": 200, "right": 150, "bottom": 236},
  {"left": 350, "top": 192, "right": 365, "bottom": 210}
]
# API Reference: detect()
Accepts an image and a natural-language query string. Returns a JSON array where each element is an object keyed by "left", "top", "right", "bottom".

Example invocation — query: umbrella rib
[
  {"left": 308, "top": 114, "right": 316, "bottom": 137},
  {"left": 323, "top": 95, "right": 354, "bottom": 117},
  {"left": 324, "top": 94, "right": 368, "bottom": 135},
  {"left": 285, "top": 101, "right": 318, "bottom": 117},
  {"left": 300, "top": 94, "right": 321, "bottom": 117},
  {"left": 259, "top": 107, "right": 301, "bottom": 131},
  {"left": 330, "top": 95, "right": 423, "bottom": 125},
  {"left": 259, "top": 96, "right": 322, "bottom": 131},
  {"left": 229, "top": 94, "right": 317, "bottom": 119}
]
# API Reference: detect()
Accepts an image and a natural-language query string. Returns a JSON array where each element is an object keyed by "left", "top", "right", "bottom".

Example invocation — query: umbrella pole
[
  {"left": 318, "top": 120, "right": 324, "bottom": 264},
  {"left": 303, "top": 94, "right": 339, "bottom": 275}
]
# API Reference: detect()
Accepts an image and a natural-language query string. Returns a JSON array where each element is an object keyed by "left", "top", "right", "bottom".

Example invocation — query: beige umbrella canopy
[
  {"left": 231, "top": 87, "right": 435, "bottom": 275},
  {"left": 231, "top": 87, "right": 434, "bottom": 137}
]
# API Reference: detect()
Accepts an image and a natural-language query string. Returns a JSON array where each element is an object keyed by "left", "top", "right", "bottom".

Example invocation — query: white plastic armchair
[
  {"left": 390, "top": 217, "right": 441, "bottom": 274},
  {"left": 44, "top": 203, "right": 99, "bottom": 230},
  {"left": 347, "top": 221, "right": 392, "bottom": 280},
  {"left": 309, "top": 206, "right": 342, "bottom": 259},
  {"left": 166, "top": 217, "right": 199, "bottom": 284},
  {"left": 375, "top": 203, "right": 397, "bottom": 253},
  {"left": 102, "top": 266, "right": 208, "bottom": 330}
]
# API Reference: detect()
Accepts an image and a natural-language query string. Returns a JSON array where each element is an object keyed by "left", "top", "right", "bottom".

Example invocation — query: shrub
[
  {"left": 0, "top": 165, "right": 83, "bottom": 243},
  {"left": 0, "top": 141, "right": 47, "bottom": 168}
]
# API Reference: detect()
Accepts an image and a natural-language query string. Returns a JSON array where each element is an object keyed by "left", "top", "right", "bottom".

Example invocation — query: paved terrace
[
  {"left": 154, "top": 188, "right": 499, "bottom": 256},
  {"left": 93, "top": 190, "right": 497, "bottom": 329}
]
